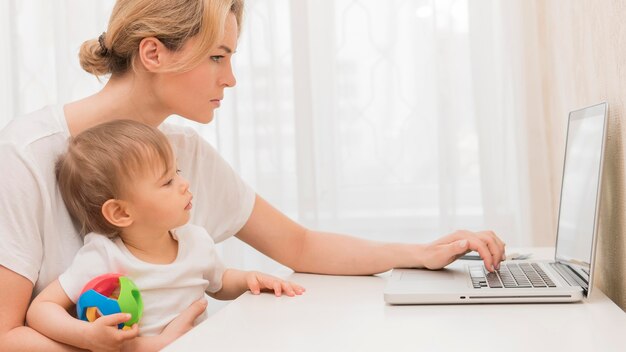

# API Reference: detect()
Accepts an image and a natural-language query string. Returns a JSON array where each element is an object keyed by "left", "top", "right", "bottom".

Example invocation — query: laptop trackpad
[{"left": 397, "top": 268, "right": 467, "bottom": 290}]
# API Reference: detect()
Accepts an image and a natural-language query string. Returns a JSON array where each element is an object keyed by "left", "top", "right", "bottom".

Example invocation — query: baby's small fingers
[
  {"left": 273, "top": 281, "right": 282, "bottom": 297},
  {"left": 295, "top": 284, "right": 306, "bottom": 294},
  {"left": 281, "top": 282, "right": 296, "bottom": 297}
]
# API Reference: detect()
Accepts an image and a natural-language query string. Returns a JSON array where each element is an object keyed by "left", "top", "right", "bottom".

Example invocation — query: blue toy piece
[
  {"left": 77, "top": 289, "right": 124, "bottom": 328},
  {"left": 75, "top": 273, "right": 143, "bottom": 329}
]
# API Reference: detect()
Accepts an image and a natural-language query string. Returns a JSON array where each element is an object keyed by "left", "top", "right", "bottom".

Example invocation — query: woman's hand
[
  {"left": 160, "top": 298, "right": 207, "bottom": 339},
  {"left": 121, "top": 298, "right": 208, "bottom": 352},
  {"left": 245, "top": 271, "right": 306, "bottom": 297},
  {"left": 418, "top": 230, "right": 506, "bottom": 272}
]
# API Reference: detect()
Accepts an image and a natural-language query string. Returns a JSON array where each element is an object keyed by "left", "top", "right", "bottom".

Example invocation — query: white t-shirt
[
  {"left": 0, "top": 105, "right": 255, "bottom": 296},
  {"left": 59, "top": 224, "right": 224, "bottom": 336}
]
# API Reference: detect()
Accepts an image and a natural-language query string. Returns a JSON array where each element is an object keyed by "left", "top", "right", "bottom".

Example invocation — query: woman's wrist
[{"left": 388, "top": 242, "right": 426, "bottom": 269}]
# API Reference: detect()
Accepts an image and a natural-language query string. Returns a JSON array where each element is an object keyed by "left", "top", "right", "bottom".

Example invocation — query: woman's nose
[{"left": 220, "top": 63, "right": 236, "bottom": 87}]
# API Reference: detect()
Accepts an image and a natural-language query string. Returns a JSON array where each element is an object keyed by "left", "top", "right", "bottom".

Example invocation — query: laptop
[{"left": 384, "top": 102, "right": 608, "bottom": 304}]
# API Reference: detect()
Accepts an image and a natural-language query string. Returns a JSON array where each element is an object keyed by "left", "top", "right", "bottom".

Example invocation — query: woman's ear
[
  {"left": 137, "top": 37, "right": 169, "bottom": 72},
  {"left": 102, "top": 199, "right": 134, "bottom": 228}
]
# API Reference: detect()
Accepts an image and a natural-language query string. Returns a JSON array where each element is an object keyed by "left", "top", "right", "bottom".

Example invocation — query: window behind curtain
[{"left": 212, "top": 0, "right": 484, "bottom": 245}]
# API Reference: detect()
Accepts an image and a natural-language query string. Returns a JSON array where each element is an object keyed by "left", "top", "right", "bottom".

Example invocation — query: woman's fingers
[
  {"left": 475, "top": 231, "right": 504, "bottom": 270},
  {"left": 174, "top": 299, "right": 208, "bottom": 325},
  {"left": 466, "top": 235, "right": 495, "bottom": 271},
  {"left": 452, "top": 230, "right": 505, "bottom": 271}
]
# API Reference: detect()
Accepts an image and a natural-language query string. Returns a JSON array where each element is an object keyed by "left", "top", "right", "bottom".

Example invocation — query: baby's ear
[{"left": 102, "top": 199, "right": 133, "bottom": 228}]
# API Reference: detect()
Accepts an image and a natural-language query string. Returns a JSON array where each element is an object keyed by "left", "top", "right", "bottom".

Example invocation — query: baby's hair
[
  {"left": 56, "top": 120, "right": 174, "bottom": 237},
  {"left": 79, "top": 0, "right": 244, "bottom": 76}
]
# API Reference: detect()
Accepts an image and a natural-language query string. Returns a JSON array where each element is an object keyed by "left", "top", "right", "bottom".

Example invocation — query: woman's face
[{"left": 156, "top": 13, "right": 239, "bottom": 124}]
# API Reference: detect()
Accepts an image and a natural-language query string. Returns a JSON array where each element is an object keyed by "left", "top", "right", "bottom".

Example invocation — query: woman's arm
[
  {"left": 236, "top": 195, "right": 505, "bottom": 275},
  {"left": 0, "top": 266, "right": 85, "bottom": 352}
]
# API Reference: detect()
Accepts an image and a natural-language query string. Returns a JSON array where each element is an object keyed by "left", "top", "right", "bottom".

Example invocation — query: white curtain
[{"left": 0, "top": 0, "right": 555, "bottom": 274}]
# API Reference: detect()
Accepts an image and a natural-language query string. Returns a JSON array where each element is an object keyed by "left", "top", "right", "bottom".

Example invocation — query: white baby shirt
[{"left": 58, "top": 224, "right": 225, "bottom": 336}]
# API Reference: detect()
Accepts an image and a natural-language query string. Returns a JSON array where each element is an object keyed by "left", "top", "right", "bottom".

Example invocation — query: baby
[{"left": 26, "top": 120, "right": 304, "bottom": 351}]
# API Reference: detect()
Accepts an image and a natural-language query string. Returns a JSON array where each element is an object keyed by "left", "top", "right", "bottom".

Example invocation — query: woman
[{"left": 0, "top": 0, "right": 505, "bottom": 350}]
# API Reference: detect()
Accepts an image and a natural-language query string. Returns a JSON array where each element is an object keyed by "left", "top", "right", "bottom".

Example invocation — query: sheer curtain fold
[
  {"left": 1, "top": 0, "right": 556, "bottom": 273},
  {"left": 468, "top": 0, "right": 555, "bottom": 246}
]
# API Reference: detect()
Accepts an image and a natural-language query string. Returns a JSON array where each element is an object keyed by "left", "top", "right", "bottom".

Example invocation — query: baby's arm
[
  {"left": 208, "top": 269, "right": 305, "bottom": 300},
  {"left": 26, "top": 279, "right": 138, "bottom": 351}
]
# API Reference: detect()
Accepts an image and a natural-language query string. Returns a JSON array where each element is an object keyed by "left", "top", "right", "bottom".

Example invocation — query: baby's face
[{"left": 123, "top": 164, "right": 193, "bottom": 232}]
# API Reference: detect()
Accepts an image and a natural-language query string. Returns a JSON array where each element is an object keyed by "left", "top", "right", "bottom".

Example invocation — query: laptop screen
[{"left": 555, "top": 103, "right": 607, "bottom": 269}]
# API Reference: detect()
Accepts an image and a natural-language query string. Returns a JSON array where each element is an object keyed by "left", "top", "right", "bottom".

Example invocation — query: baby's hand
[
  {"left": 245, "top": 271, "right": 306, "bottom": 297},
  {"left": 85, "top": 313, "right": 139, "bottom": 352}
]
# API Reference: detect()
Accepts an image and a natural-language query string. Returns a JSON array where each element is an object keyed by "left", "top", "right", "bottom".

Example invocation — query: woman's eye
[
  {"left": 210, "top": 55, "right": 224, "bottom": 63},
  {"left": 164, "top": 179, "right": 173, "bottom": 186}
]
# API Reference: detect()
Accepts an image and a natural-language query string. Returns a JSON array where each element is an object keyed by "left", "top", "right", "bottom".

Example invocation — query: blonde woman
[{"left": 0, "top": 0, "right": 505, "bottom": 350}]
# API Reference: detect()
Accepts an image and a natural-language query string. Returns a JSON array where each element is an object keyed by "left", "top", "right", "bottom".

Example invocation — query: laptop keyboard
[{"left": 470, "top": 263, "right": 557, "bottom": 289}]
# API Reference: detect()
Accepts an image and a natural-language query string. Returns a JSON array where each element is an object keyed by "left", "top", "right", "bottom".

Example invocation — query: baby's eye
[
  {"left": 176, "top": 169, "right": 181, "bottom": 174},
  {"left": 210, "top": 55, "right": 224, "bottom": 63},
  {"left": 164, "top": 179, "right": 173, "bottom": 186}
]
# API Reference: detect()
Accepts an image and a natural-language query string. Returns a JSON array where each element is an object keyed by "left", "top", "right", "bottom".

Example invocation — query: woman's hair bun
[{"left": 78, "top": 38, "right": 111, "bottom": 76}]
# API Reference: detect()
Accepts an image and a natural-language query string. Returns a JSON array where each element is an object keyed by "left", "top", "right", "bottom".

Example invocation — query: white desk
[{"left": 164, "top": 248, "right": 626, "bottom": 352}]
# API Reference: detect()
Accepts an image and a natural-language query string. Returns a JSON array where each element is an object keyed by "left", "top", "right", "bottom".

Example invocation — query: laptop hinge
[{"left": 551, "top": 262, "right": 589, "bottom": 296}]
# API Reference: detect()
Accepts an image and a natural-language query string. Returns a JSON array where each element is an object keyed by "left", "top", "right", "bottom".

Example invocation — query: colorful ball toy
[{"left": 76, "top": 273, "right": 143, "bottom": 330}]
